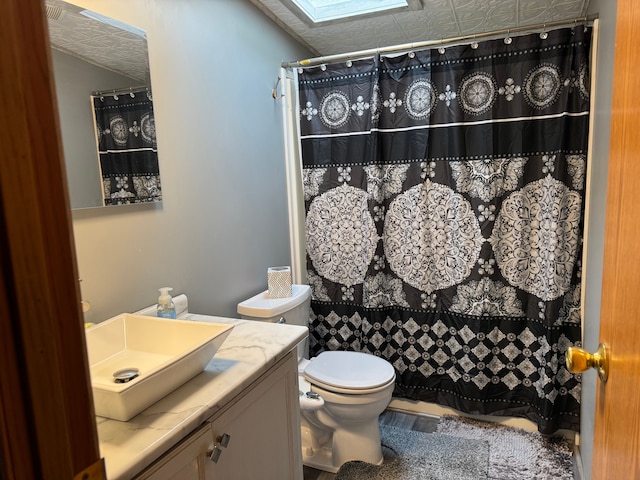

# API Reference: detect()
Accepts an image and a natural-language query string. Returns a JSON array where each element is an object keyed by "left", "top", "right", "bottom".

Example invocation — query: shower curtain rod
[
  {"left": 91, "top": 85, "right": 150, "bottom": 97},
  {"left": 282, "top": 14, "right": 597, "bottom": 68}
]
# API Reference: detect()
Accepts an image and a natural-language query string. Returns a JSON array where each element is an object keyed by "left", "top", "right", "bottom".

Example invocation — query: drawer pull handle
[
  {"left": 207, "top": 432, "right": 231, "bottom": 462},
  {"left": 217, "top": 433, "right": 231, "bottom": 448},
  {"left": 207, "top": 445, "right": 222, "bottom": 463}
]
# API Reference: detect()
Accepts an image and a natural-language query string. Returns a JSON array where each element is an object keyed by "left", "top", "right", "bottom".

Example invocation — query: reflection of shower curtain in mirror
[
  {"left": 297, "top": 26, "right": 591, "bottom": 434},
  {"left": 92, "top": 88, "right": 161, "bottom": 205}
]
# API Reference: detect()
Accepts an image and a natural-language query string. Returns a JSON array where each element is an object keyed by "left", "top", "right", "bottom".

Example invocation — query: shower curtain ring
[
  {"left": 540, "top": 24, "right": 548, "bottom": 39},
  {"left": 504, "top": 29, "right": 512, "bottom": 44}
]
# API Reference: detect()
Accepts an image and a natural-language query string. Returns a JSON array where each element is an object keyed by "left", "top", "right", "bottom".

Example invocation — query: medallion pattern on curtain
[
  {"left": 92, "top": 88, "right": 161, "bottom": 206},
  {"left": 297, "top": 27, "right": 591, "bottom": 433}
]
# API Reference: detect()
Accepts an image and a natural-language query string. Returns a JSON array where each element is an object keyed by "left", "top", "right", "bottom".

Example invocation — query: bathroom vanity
[{"left": 96, "top": 315, "right": 307, "bottom": 479}]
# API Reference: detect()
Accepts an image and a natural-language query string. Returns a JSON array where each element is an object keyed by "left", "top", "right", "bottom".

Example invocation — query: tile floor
[
  {"left": 302, "top": 409, "right": 581, "bottom": 480},
  {"left": 302, "top": 409, "right": 439, "bottom": 480}
]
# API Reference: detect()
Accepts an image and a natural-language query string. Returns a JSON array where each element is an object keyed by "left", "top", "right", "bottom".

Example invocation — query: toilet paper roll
[{"left": 268, "top": 266, "right": 292, "bottom": 298}]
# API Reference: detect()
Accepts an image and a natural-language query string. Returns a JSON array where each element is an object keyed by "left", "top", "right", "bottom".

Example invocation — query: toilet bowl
[
  {"left": 299, "top": 350, "right": 395, "bottom": 471},
  {"left": 238, "top": 285, "right": 396, "bottom": 473}
]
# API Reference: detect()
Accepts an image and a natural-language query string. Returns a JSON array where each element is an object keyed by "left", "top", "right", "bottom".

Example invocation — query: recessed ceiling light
[{"left": 290, "top": 0, "right": 409, "bottom": 23}]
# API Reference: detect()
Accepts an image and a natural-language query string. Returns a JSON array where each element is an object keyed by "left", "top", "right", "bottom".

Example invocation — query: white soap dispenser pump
[{"left": 157, "top": 287, "right": 177, "bottom": 319}]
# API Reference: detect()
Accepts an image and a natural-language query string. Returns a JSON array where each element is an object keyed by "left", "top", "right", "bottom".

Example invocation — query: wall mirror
[{"left": 46, "top": 0, "right": 162, "bottom": 209}]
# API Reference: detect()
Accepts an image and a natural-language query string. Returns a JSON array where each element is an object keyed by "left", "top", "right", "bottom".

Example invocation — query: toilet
[{"left": 237, "top": 284, "right": 396, "bottom": 473}]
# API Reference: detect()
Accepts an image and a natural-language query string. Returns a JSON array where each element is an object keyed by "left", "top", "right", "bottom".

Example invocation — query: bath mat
[
  {"left": 436, "top": 415, "right": 574, "bottom": 480},
  {"left": 335, "top": 425, "right": 489, "bottom": 480}
]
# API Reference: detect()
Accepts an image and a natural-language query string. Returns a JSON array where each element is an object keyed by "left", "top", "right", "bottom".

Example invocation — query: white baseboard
[{"left": 388, "top": 397, "right": 577, "bottom": 441}]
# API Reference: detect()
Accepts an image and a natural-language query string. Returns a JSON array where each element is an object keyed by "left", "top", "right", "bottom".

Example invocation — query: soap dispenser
[{"left": 157, "top": 287, "right": 177, "bottom": 319}]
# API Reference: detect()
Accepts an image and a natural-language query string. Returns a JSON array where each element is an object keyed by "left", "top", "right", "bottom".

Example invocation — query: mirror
[{"left": 46, "top": 0, "right": 160, "bottom": 209}]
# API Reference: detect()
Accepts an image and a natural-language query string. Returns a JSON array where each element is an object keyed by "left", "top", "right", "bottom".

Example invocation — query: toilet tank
[{"left": 237, "top": 284, "right": 311, "bottom": 360}]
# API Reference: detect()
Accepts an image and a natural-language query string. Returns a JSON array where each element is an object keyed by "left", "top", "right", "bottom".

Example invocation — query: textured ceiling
[
  {"left": 44, "top": 0, "right": 591, "bottom": 79},
  {"left": 249, "top": 0, "right": 591, "bottom": 58},
  {"left": 45, "top": 0, "right": 149, "bottom": 83}
]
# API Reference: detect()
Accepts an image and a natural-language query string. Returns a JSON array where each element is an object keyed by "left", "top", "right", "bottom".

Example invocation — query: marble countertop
[{"left": 96, "top": 315, "right": 307, "bottom": 479}]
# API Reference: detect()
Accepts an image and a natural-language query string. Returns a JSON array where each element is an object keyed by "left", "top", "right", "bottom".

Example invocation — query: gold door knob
[{"left": 566, "top": 343, "right": 609, "bottom": 383}]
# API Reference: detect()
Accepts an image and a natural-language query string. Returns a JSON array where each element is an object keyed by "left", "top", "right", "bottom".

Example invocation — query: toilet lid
[{"left": 303, "top": 351, "right": 395, "bottom": 390}]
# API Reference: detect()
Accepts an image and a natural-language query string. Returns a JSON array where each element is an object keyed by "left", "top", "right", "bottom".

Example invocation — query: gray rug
[
  {"left": 436, "top": 415, "right": 574, "bottom": 480},
  {"left": 335, "top": 425, "right": 489, "bottom": 480}
]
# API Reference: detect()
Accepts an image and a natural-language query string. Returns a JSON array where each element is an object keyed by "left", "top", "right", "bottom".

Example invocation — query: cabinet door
[
  {"left": 205, "top": 353, "right": 302, "bottom": 480},
  {"left": 135, "top": 423, "right": 214, "bottom": 480}
]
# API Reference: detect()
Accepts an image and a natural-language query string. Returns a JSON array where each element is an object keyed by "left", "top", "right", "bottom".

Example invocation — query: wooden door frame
[{"left": 0, "top": 0, "right": 103, "bottom": 478}]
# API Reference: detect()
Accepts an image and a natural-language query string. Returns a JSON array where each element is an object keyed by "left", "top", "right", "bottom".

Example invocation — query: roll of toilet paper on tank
[{"left": 268, "top": 266, "right": 292, "bottom": 298}]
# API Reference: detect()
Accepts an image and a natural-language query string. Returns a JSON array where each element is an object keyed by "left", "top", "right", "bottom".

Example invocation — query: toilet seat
[{"left": 303, "top": 351, "right": 396, "bottom": 394}]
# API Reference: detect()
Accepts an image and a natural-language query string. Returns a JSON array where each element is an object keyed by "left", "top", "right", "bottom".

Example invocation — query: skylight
[{"left": 291, "top": 0, "right": 409, "bottom": 24}]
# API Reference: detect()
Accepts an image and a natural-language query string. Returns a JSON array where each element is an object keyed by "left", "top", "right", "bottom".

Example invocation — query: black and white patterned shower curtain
[
  {"left": 92, "top": 89, "right": 161, "bottom": 206},
  {"left": 297, "top": 27, "right": 591, "bottom": 434}
]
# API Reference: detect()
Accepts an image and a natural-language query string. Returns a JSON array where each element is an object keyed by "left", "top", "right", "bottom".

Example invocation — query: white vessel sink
[{"left": 85, "top": 314, "right": 234, "bottom": 421}]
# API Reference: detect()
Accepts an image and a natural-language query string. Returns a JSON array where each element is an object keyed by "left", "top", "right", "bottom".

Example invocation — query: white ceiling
[
  {"left": 45, "top": 0, "right": 149, "bottom": 83},
  {"left": 249, "top": 0, "right": 591, "bottom": 58}
]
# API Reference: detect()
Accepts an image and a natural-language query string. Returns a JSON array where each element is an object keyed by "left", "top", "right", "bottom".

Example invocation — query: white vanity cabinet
[
  {"left": 133, "top": 422, "right": 214, "bottom": 479},
  {"left": 135, "top": 351, "right": 303, "bottom": 480}
]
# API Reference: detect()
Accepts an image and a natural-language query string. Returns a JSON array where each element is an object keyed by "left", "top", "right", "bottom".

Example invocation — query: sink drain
[{"left": 113, "top": 368, "right": 139, "bottom": 383}]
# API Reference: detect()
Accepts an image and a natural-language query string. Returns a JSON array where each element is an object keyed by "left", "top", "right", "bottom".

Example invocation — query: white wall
[
  {"left": 52, "top": 50, "right": 137, "bottom": 209},
  {"left": 580, "top": 2, "right": 618, "bottom": 479},
  {"left": 70, "top": 0, "right": 311, "bottom": 323},
  {"left": 64, "top": 2, "right": 617, "bottom": 477}
]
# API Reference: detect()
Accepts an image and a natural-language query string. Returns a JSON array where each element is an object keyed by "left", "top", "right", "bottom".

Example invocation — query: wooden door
[
  {"left": 592, "top": 0, "right": 640, "bottom": 477},
  {"left": 0, "top": 0, "right": 103, "bottom": 478}
]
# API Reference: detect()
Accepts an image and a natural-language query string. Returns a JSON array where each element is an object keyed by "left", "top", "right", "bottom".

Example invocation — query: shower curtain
[
  {"left": 92, "top": 88, "right": 161, "bottom": 205},
  {"left": 296, "top": 26, "right": 591, "bottom": 434}
]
